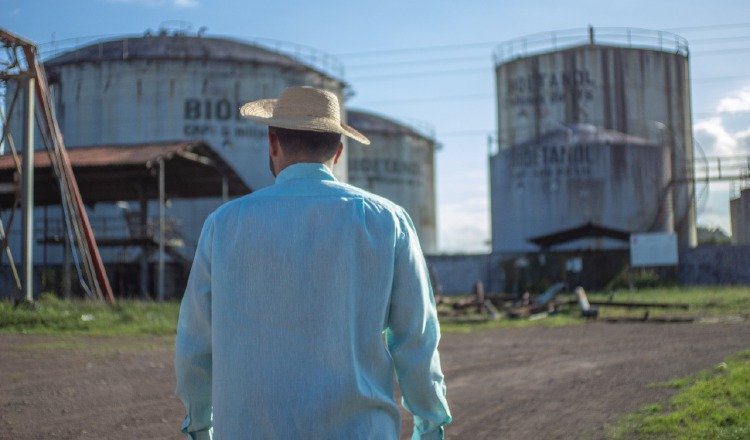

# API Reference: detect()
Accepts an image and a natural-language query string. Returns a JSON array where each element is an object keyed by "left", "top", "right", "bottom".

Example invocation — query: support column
[
  {"left": 21, "top": 77, "right": 35, "bottom": 303},
  {"left": 157, "top": 158, "right": 165, "bottom": 302},
  {"left": 139, "top": 187, "right": 150, "bottom": 299}
]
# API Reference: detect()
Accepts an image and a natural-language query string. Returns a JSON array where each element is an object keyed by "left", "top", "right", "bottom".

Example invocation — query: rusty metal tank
[
  {"left": 491, "top": 27, "right": 696, "bottom": 252},
  {"left": 347, "top": 110, "right": 437, "bottom": 253}
]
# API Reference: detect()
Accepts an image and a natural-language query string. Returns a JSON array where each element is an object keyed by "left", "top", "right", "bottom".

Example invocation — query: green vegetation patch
[
  {"left": 589, "top": 286, "right": 750, "bottom": 321},
  {"left": 608, "top": 350, "right": 750, "bottom": 440},
  {"left": 0, "top": 294, "right": 181, "bottom": 336}
]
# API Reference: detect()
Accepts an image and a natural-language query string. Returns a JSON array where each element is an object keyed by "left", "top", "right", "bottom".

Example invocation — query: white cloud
[
  {"left": 173, "top": 0, "right": 199, "bottom": 7},
  {"left": 437, "top": 197, "right": 490, "bottom": 253},
  {"left": 105, "top": 0, "right": 166, "bottom": 6},
  {"left": 104, "top": 0, "right": 198, "bottom": 7},
  {"left": 716, "top": 88, "right": 750, "bottom": 113},
  {"left": 694, "top": 117, "right": 738, "bottom": 156}
]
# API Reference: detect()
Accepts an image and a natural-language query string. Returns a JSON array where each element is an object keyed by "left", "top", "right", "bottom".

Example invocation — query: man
[{"left": 175, "top": 86, "right": 451, "bottom": 439}]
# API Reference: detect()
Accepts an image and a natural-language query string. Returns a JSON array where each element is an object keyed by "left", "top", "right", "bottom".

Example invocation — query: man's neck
[{"left": 277, "top": 159, "right": 334, "bottom": 175}]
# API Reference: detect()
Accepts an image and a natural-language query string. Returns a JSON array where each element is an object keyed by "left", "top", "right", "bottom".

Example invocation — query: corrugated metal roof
[
  {"left": 0, "top": 141, "right": 203, "bottom": 169},
  {"left": 45, "top": 35, "right": 308, "bottom": 71},
  {"left": 0, "top": 141, "right": 250, "bottom": 207}
]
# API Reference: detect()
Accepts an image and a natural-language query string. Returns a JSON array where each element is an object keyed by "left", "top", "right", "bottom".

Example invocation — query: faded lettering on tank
[
  {"left": 349, "top": 158, "right": 423, "bottom": 186},
  {"left": 182, "top": 98, "right": 266, "bottom": 148},
  {"left": 506, "top": 69, "right": 595, "bottom": 107},
  {"left": 510, "top": 144, "right": 598, "bottom": 187}
]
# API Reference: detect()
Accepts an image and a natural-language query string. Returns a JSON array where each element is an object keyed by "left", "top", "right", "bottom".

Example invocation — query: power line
[
  {"left": 692, "top": 47, "right": 750, "bottom": 55},
  {"left": 347, "top": 55, "right": 491, "bottom": 70},
  {"left": 338, "top": 24, "right": 750, "bottom": 59},
  {"left": 689, "top": 35, "right": 750, "bottom": 44},
  {"left": 349, "top": 67, "right": 490, "bottom": 81},
  {"left": 337, "top": 41, "right": 497, "bottom": 58},
  {"left": 664, "top": 23, "right": 750, "bottom": 32},
  {"left": 343, "top": 40, "right": 750, "bottom": 73}
]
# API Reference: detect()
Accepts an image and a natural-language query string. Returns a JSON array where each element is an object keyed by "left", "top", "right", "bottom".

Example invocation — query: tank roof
[
  {"left": 44, "top": 34, "right": 342, "bottom": 80},
  {"left": 348, "top": 109, "right": 434, "bottom": 141},
  {"left": 494, "top": 27, "right": 689, "bottom": 65}
]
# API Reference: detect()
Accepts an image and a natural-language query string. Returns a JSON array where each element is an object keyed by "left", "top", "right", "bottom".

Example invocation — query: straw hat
[{"left": 240, "top": 86, "right": 371, "bottom": 145}]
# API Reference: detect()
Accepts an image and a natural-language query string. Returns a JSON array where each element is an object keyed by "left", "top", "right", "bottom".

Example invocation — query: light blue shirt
[{"left": 175, "top": 163, "right": 451, "bottom": 440}]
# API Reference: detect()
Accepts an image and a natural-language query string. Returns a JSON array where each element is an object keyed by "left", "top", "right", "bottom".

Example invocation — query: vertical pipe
[
  {"left": 157, "top": 158, "right": 165, "bottom": 302},
  {"left": 21, "top": 77, "right": 35, "bottom": 303}
]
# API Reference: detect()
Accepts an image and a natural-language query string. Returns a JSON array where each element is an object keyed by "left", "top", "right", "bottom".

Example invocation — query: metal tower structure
[{"left": 0, "top": 28, "right": 114, "bottom": 303}]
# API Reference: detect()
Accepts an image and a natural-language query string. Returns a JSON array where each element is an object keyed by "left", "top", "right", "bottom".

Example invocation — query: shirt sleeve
[
  {"left": 385, "top": 211, "right": 452, "bottom": 440},
  {"left": 175, "top": 213, "right": 215, "bottom": 439}
]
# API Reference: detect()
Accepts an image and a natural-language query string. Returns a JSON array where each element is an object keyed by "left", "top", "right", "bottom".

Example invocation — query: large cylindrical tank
[
  {"left": 43, "top": 32, "right": 348, "bottom": 188},
  {"left": 491, "top": 125, "right": 672, "bottom": 252},
  {"left": 347, "top": 110, "right": 437, "bottom": 253},
  {"left": 491, "top": 27, "right": 696, "bottom": 252},
  {"left": 24, "top": 32, "right": 349, "bottom": 256}
]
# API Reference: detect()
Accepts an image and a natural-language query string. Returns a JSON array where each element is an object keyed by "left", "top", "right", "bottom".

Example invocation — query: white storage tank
[
  {"left": 347, "top": 110, "right": 437, "bottom": 253},
  {"left": 491, "top": 27, "right": 696, "bottom": 252},
  {"left": 43, "top": 31, "right": 348, "bottom": 188},
  {"left": 491, "top": 124, "right": 672, "bottom": 252},
  {"left": 25, "top": 31, "right": 349, "bottom": 256}
]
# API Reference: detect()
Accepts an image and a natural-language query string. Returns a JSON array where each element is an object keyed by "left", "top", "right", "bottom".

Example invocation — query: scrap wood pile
[{"left": 437, "top": 282, "right": 692, "bottom": 322}]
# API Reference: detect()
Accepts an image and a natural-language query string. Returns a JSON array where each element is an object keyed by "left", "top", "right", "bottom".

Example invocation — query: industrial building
[
  {"left": 38, "top": 32, "right": 349, "bottom": 257},
  {"left": 3, "top": 26, "right": 748, "bottom": 299},
  {"left": 347, "top": 110, "right": 438, "bottom": 253},
  {"left": 2, "top": 30, "right": 445, "bottom": 298},
  {"left": 491, "top": 28, "right": 696, "bottom": 255},
  {"left": 2, "top": 30, "right": 354, "bottom": 298}
]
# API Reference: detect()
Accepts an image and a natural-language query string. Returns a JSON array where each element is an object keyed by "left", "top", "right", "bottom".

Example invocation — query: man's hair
[{"left": 269, "top": 126, "right": 341, "bottom": 161}]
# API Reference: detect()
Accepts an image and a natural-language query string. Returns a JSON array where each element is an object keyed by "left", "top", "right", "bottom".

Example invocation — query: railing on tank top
[{"left": 494, "top": 27, "right": 690, "bottom": 65}]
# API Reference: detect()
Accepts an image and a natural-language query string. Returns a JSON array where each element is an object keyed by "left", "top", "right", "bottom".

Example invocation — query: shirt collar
[{"left": 274, "top": 162, "right": 338, "bottom": 185}]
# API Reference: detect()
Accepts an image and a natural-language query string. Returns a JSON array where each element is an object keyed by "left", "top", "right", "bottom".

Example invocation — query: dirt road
[{"left": 1, "top": 322, "right": 748, "bottom": 439}]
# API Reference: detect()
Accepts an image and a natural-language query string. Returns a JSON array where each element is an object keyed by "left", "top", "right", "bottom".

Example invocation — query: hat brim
[{"left": 240, "top": 99, "right": 371, "bottom": 145}]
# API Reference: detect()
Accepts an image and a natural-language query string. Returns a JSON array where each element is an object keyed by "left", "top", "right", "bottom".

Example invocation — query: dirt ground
[{"left": 1, "top": 322, "right": 749, "bottom": 439}]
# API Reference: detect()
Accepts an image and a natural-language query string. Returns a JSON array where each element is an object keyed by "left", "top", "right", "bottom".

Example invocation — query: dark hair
[{"left": 269, "top": 126, "right": 341, "bottom": 161}]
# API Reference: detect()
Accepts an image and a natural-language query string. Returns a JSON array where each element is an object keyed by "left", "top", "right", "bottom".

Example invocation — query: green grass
[
  {"left": 0, "top": 293, "right": 181, "bottom": 336},
  {"left": 608, "top": 350, "right": 750, "bottom": 440},
  {"left": 439, "top": 312, "right": 582, "bottom": 333},
  {"left": 588, "top": 286, "right": 750, "bottom": 321},
  {"left": 1, "top": 286, "right": 748, "bottom": 336}
]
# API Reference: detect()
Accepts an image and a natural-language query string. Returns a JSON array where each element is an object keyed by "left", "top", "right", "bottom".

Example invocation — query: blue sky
[{"left": 3, "top": 0, "right": 749, "bottom": 252}]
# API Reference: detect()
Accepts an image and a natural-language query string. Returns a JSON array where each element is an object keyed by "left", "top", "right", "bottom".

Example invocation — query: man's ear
[
  {"left": 268, "top": 130, "right": 281, "bottom": 157},
  {"left": 332, "top": 142, "right": 344, "bottom": 165}
]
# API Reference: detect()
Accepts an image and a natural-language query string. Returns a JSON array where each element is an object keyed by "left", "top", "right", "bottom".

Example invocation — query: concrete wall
[
  {"left": 426, "top": 254, "right": 505, "bottom": 295},
  {"left": 679, "top": 245, "right": 750, "bottom": 285}
]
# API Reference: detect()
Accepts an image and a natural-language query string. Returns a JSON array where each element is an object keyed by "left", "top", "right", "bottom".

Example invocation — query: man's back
[{"left": 175, "top": 163, "right": 450, "bottom": 439}]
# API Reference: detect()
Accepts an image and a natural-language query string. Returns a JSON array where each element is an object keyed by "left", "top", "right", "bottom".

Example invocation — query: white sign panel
[{"left": 630, "top": 233, "right": 678, "bottom": 267}]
